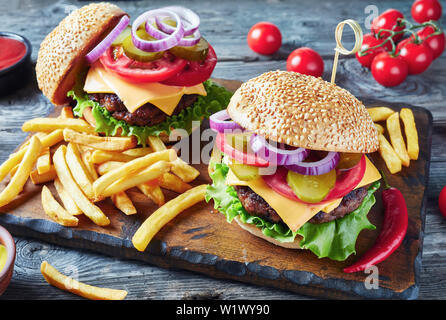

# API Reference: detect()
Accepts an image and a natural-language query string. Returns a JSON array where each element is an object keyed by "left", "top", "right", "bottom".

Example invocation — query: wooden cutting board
[{"left": 0, "top": 79, "right": 432, "bottom": 299}]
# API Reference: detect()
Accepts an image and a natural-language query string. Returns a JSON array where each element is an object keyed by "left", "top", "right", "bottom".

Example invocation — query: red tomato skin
[
  {"left": 247, "top": 22, "right": 282, "bottom": 55},
  {"left": 440, "top": 186, "right": 446, "bottom": 218},
  {"left": 417, "top": 26, "right": 445, "bottom": 59},
  {"left": 371, "top": 9, "right": 405, "bottom": 41},
  {"left": 100, "top": 47, "right": 187, "bottom": 83},
  {"left": 355, "top": 33, "right": 393, "bottom": 68},
  {"left": 161, "top": 45, "right": 217, "bottom": 86},
  {"left": 371, "top": 52, "right": 408, "bottom": 87},
  {"left": 411, "top": 0, "right": 442, "bottom": 23},
  {"left": 397, "top": 40, "right": 433, "bottom": 74},
  {"left": 286, "top": 47, "right": 324, "bottom": 77}
]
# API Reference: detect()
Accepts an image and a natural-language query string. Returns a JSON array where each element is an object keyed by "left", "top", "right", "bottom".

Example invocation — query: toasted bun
[
  {"left": 234, "top": 217, "right": 303, "bottom": 250},
  {"left": 227, "top": 71, "right": 379, "bottom": 153},
  {"left": 36, "top": 3, "right": 127, "bottom": 106}
]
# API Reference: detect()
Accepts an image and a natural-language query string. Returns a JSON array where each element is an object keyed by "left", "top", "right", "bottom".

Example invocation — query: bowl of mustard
[{"left": 0, "top": 224, "right": 15, "bottom": 295}]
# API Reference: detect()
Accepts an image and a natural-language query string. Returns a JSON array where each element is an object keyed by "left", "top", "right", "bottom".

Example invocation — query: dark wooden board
[{"left": 0, "top": 79, "right": 432, "bottom": 299}]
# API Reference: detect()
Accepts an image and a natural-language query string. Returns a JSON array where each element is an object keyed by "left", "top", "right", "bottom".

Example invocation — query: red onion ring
[
  {"left": 249, "top": 134, "right": 310, "bottom": 166},
  {"left": 209, "top": 110, "right": 244, "bottom": 133},
  {"left": 85, "top": 15, "right": 130, "bottom": 63},
  {"left": 285, "top": 151, "right": 340, "bottom": 176},
  {"left": 132, "top": 9, "right": 184, "bottom": 52},
  {"left": 156, "top": 6, "right": 200, "bottom": 36}
]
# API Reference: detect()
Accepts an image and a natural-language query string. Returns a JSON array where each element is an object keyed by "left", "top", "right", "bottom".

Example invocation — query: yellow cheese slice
[
  {"left": 83, "top": 63, "right": 207, "bottom": 116},
  {"left": 225, "top": 156, "right": 381, "bottom": 231}
]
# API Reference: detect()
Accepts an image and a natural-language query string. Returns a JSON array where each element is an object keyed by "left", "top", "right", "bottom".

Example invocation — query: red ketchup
[{"left": 0, "top": 37, "right": 26, "bottom": 71}]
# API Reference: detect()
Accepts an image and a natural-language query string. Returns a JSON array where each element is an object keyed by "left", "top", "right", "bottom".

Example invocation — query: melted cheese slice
[
  {"left": 226, "top": 156, "right": 381, "bottom": 232},
  {"left": 83, "top": 63, "right": 207, "bottom": 116}
]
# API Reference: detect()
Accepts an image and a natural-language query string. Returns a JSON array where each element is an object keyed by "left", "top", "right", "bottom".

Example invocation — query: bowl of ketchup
[{"left": 0, "top": 32, "right": 32, "bottom": 96}]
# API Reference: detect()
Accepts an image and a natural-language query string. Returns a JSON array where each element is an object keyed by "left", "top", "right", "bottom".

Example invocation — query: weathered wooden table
[{"left": 0, "top": 0, "right": 445, "bottom": 300}]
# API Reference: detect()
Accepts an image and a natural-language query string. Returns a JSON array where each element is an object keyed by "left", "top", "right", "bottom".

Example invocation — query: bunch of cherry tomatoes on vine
[{"left": 246, "top": 0, "right": 444, "bottom": 88}]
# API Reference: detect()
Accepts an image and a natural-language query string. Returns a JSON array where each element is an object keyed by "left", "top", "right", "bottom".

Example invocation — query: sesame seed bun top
[
  {"left": 36, "top": 2, "right": 127, "bottom": 106},
  {"left": 227, "top": 71, "right": 379, "bottom": 153}
]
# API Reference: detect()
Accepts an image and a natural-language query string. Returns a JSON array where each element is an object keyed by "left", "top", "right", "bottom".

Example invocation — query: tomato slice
[
  {"left": 99, "top": 46, "right": 188, "bottom": 83},
  {"left": 262, "top": 155, "right": 367, "bottom": 205},
  {"left": 161, "top": 44, "right": 217, "bottom": 86},
  {"left": 215, "top": 132, "right": 270, "bottom": 167}
]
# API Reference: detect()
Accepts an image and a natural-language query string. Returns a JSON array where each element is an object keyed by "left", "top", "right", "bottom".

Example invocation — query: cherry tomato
[
  {"left": 100, "top": 46, "right": 187, "bottom": 83},
  {"left": 286, "top": 47, "right": 324, "bottom": 77},
  {"left": 355, "top": 33, "right": 393, "bottom": 68},
  {"left": 411, "top": 0, "right": 442, "bottom": 23},
  {"left": 440, "top": 185, "right": 446, "bottom": 218},
  {"left": 262, "top": 156, "right": 367, "bottom": 205},
  {"left": 397, "top": 40, "right": 433, "bottom": 74},
  {"left": 161, "top": 45, "right": 217, "bottom": 86},
  {"left": 371, "top": 51, "right": 408, "bottom": 87},
  {"left": 371, "top": 9, "right": 405, "bottom": 41},
  {"left": 416, "top": 26, "right": 445, "bottom": 59},
  {"left": 247, "top": 22, "right": 282, "bottom": 55}
]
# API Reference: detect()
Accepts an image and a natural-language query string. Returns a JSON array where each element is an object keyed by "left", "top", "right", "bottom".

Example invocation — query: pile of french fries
[
  {"left": 0, "top": 107, "right": 207, "bottom": 252},
  {"left": 367, "top": 107, "right": 419, "bottom": 174}
]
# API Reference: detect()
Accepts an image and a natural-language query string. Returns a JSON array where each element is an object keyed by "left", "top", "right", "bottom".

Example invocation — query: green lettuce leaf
[
  {"left": 206, "top": 161, "right": 380, "bottom": 261},
  {"left": 68, "top": 80, "right": 233, "bottom": 146}
]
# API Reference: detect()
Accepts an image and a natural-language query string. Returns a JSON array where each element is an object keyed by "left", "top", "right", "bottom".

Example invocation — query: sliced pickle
[
  {"left": 112, "top": 26, "right": 132, "bottom": 45},
  {"left": 226, "top": 132, "right": 252, "bottom": 153},
  {"left": 337, "top": 152, "right": 363, "bottom": 170},
  {"left": 229, "top": 163, "right": 259, "bottom": 181},
  {"left": 170, "top": 37, "right": 209, "bottom": 61},
  {"left": 286, "top": 169, "right": 336, "bottom": 203},
  {"left": 122, "top": 29, "right": 164, "bottom": 62}
]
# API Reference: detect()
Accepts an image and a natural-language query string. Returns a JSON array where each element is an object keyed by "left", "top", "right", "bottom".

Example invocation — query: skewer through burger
[{"left": 206, "top": 71, "right": 382, "bottom": 261}]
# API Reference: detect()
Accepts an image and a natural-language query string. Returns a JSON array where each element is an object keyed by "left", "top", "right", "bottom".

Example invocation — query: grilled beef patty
[
  {"left": 234, "top": 185, "right": 368, "bottom": 225},
  {"left": 88, "top": 93, "right": 198, "bottom": 127}
]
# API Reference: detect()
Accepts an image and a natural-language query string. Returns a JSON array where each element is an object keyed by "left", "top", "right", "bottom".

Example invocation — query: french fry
[
  {"left": 19, "top": 132, "right": 48, "bottom": 150},
  {"left": 89, "top": 150, "right": 137, "bottom": 164},
  {"left": 386, "top": 112, "right": 410, "bottom": 167},
  {"left": 54, "top": 177, "right": 82, "bottom": 216},
  {"left": 60, "top": 107, "right": 74, "bottom": 119},
  {"left": 81, "top": 150, "right": 98, "bottom": 181},
  {"left": 65, "top": 143, "right": 96, "bottom": 200},
  {"left": 41, "top": 186, "right": 79, "bottom": 227},
  {"left": 63, "top": 128, "right": 137, "bottom": 151},
  {"left": 30, "top": 166, "right": 57, "bottom": 184},
  {"left": 122, "top": 147, "right": 153, "bottom": 157},
  {"left": 367, "top": 107, "right": 395, "bottom": 122},
  {"left": 93, "top": 149, "right": 176, "bottom": 197},
  {"left": 22, "top": 118, "right": 96, "bottom": 134},
  {"left": 53, "top": 145, "right": 110, "bottom": 226},
  {"left": 111, "top": 191, "right": 137, "bottom": 215},
  {"left": 40, "top": 261, "right": 127, "bottom": 300},
  {"left": 147, "top": 136, "right": 167, "bottom": 152},
  {"left": 159, "top": 172, "right": 192, "bottom": 193},
  {"left": 36, "top": 147, "right": 51, "bottom": 174},
  {"left": 132, "top": 184, "right": 207, "bottom": 252},
  {"left": 171, "top": 158, "right": 200, "bottom": 183},
  {"left": 137, "top": 182, "right": 165, "bottom": 206},
  {"left": 400, "top": 108, "right": 419, "bottom": 160},
  {"left": 0, "top": 129, "right": 63, "bottom": 183},
  {"left": 9, "top": 164, "right": 19, "bottom": 178},
  {"left": 96, "top": 161, "right": 124, "bottom": 176},
  {"left": 147, "top": 136, "right": 199, "bottom": 182},
  {"left": 0, "top": 136, "right": 42, "bottom": 207},
  {"left": 101, "top": 161, "right": 171, "bottom": 198},
  {"left": 375, "top": 123, "right": 385, "bottom": 135},
  {"left": 378, "top": 134, "right": 402, "bottom": 174}
]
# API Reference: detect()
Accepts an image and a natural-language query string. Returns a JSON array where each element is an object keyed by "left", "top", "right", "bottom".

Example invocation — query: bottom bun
[{"left": 234, "top": 217, "right": 303, "bottom": 249}]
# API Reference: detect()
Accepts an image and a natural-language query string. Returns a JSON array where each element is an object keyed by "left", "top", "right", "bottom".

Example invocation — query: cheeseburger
[
  {"left": 36, "top": 3, "right": 231, "bottom": 145},
  {"left": 206, "top": 71, "right": 382, "bottom": 261}
]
